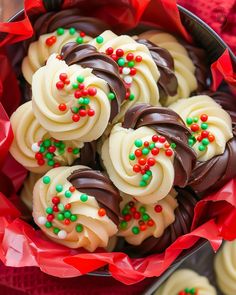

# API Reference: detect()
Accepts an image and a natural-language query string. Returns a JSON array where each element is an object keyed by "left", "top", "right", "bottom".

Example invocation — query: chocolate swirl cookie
[
  {"left": 137, "top": 39, "right": 178, "bottom": 99},
  {"left": 60, "top": 42, "right": 126, "bottom": 121},
  {"left": 120, "top": 187, "right": 197, "bottom": 256},
  {"left": 67, "top": 168, "right": 121, "bottom": 225},
  {"left": 188, "top": 92, "right": 236, "bottom": 196}
]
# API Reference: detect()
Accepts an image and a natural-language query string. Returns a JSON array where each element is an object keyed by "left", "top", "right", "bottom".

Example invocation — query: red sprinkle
[
  {"left": 80, "top": 31, "right": 85, "bottom": 37},
  {"left": 126, "top": 53, "right": 134, "bottom": 61},
  {"left": 147, "top": 158, "right": 156, "bottom": 166},
  {"left": 59, "top": 73, "right": 68, "bottom": 81},
  {"left": 135, "top": 55, "right": 142, "bottom": 62},
  {"left": 56, "top": 81, "right": 64, "bottom": 90},
  {"left": 69, "top": 186, "right": 76, "bottom": 192},
  {"left": 144, "top": 141, "right": 149, "bottom": 147},
  {"left": 133, "top": 164, "right": 141, "bottom": 173},
  {"left": 98, "top": 208, "right": 106, "bottom": 217},
  {"left": 37, "top": 159, "right": 45, "bottom": 166},
  {"left": 200, "top": 114, "right": 208, "bottom": 122},
  {"left": 140, "top": 224, "right": 147, "bottom": 231},
  {"left": 111, "top": 54, "right": 118, "bottom": 61},
  {"left": 141, "top": 169, "right": 146, "bottom": 175},
  {"left": 78, "top": 83, "right": 85, "bottom": 90},
  {"left": 64, "top": 79, "right": 70, "bottom": 85},
  {"left": 191, "top": 124, "right": 199, "bottom": 132},
  {"left": 53, "top": 205, "right": 59, "bottom": 212},
  {"left": 208, "top": 134, "right": 215, "bottom": 142},
  {"left": 88, "top": 87, "right": 97, "bottom": 96},
  {"left": 48, "top": 146, "right": 56, "bottom": 153},
  {"left": 144, "top": 165, "right": 150, "bottom": 171},
  {"left": 56, "top": 54, "right": 62, "bottom": 60},
  {"left": 53, "top": 163, "right": 60, "bottom": 168},
  {"left": 138, "top": 158, "right": 147, "bottom": 166},
  {"left": 52, "top": 196, "right": 60, "bottom": 204},
  {"left": 116, "top": 48, "right": 124, "bottom": 57},
  {"left": 152, "top": 135, "right": 159, "bottom": 142},
  {"left": 72, "top": 114, "right": 80, "bottom": 122},
  {"left": 47, "top": 214, "right": 54, "bottom": 222},
  {"left": 87, "top": 109, "right": 95, "bottom": 117},
  {"left": 197, "top": 135, "right": 202, "bottom": 142},
  {"left": 201, "top": 131, "right": 209, "bottom": 138},
  {"left": 124, "top": 214, "right": 132, "bottom": 221},
  {"left": 130, "top": 68, "right": 137, "bottom": 76},
  {"left": 65, "top": 204, "right": 71, "bottom": 210},
  {"left": 154, "top": 205, "right": 163, "bottom": 213},
  {"left": 147, "top": 219, "right": 154, "bottom": 227},
  {"left": 58, "top": 103, "right": 67, "bottom": 111},
  {"left": 151, "top": 147, "right": 159, "bottom": 156},
  {"left": 67, "top": 147, "right": 73, "bottom": 153},
  {"left": 159, "top": 136, "right": 166, "bottom": 143},
  {"left": 130, "top": 207, "right": 136, "bottom": 213},
  {"left": 165, "top": 149, "right": 173, "bottom": 157},
  {"left": 79, "top": 109, "right": 87, "bottom": 117},
  {"left": 46, "top": 36, "right": 57, "bottom": 46},
  {"left": 106, "top": 47, "right": 114, "bottom": 55},
  {"left": 35, "top": 152, "right": 43, "bottom": 160},
  {"left": 82, "top": 89, "right": 88, "bottom": 96},
  {"left": 133, "top": 212, "right": 141, "bottom": 219},
  {"left": 135, "top": 149, "right": 142, "bottom": 157},
  {"left": 74, "top": 90, "right": 82, "bottom": 98},
  {"left": 64, "top": 219, "right": 70, "bottom": 225}
]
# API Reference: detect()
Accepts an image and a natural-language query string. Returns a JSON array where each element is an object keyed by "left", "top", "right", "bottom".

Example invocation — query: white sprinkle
[
  {"left": 38, "top": 216, "right": 47, "bottom": 225},
  {"left": 31, "top": 142, "right": 40, "bottom": 152},
  {"left": 58, "top": 230, "right": 67, "bottom": 239},
  {"left": 155, "top": 142, "right": 163, "bottom": 149},
  {"left": 124, "top": 75, "right": 133, "bottom": 84},
  {"left": 122, "top": 67, "right": 130, "bottom": 75}
]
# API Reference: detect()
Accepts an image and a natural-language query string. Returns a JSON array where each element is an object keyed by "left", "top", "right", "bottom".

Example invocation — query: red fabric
[{"left": 0, "top": 0, "right": 236, "bottom": 291}]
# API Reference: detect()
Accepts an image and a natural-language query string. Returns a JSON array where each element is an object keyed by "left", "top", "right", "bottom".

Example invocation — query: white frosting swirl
[
  {"left": 101, "top": 123, "right": 175, "bottom": 204},
  {"left": 90, "top": 30, "right": 160, "bottom": 122},
  {"left": 138, "top": 30, "right": 197, "bottom": 106},
  {"left": 155, "top": 269, "right": 216, "bottom": 295},
  {"left": 118, "top": 190, "right": 178, "bottom": 245},
  {"left": 10, "top": 101, "right": 83, "bottom": 173},
  {"left": 215, "top": 241, "right": 236, "bottom": 295},
  {"left": 169, "top": 95, "right": 233, "bottom": 161},
  {"left": 33, "top": 166, "right": 118, "bottom": 251},
  {"left": 22, "top": 29, "right": 92, "bottom": 84},
  {"left": 32, "top": 54, "right": 110, "bottom": 141},
  {"left": 20, "top": 172, "right": 43, "bottom": 210}
]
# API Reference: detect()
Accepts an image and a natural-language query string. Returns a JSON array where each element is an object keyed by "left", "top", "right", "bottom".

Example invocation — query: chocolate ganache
[
  {"left": 122, "top": 103, "right": 197, "bottom": 187},
  {"left": 122, "top": 187, "right": 197, "bottom": 256},
  {"left": 67, "top": 168, "right": 121, "bottom": 225},
  {"left": 61, "top": 42, "right": 126, "bottom": 121},
  {"left": 137, "top": 39, "right": 178, "bottom": 99},
  {"left": 188, "top": 91, "right": 236, "bottom": 196}
]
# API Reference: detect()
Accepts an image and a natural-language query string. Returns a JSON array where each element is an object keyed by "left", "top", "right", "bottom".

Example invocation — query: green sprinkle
[
  {"left": 46, "top": 207, "right": 53, "bottom": 214},
  {"left": 96, "top": 36, "right": 104, "bottom": 44},
  {"left": 72, "top": 82, "right": 78, "bottom": 89},
  {"left": 76, "top": 224, "right": 84, "bottom": 232},
  {"left": 59, "top": 142, "right": 65, "bottom": 149},
  {"left": 72, "top": 106, "right": 79, "bottom": 114},
  {"left": 129, "top": 93, "right": 135, "bottom": 101},
  {"left": 185, "top": 288, "right": 191, "bottom": 293},
  {"left": 58, "top": 148, "right": 65, "bottom": 155},
  {"left": 53, "top": 227, "right": 60, "bottom": 234},
  {"left": 57, "top": 27, "right": 64, "bottom": 35},
  {"left": 78, "top": 97, "right": 84, "bottom": 104},
  {"left": 39, "top": 146, "right": 45, "bottom": 153},
  {"left": 119, "top": 220, "right": 127, "bottom": 229},
  {"left": 142, "top": 213, "right": 150, "bottom": 221},
  {"left": 186, "top": 117, "right": 193, "bottom": 125},
  {"left": 79, "top": 105, "right": 86, "bottom": 110},
  {"left": 146, "top": 170, "right": 152, "bottom": 176},
  {"left": 77, "top": 75, "right": 84, "bottom": 83},
  {"left": 142, "top": 148, "right": 149, "bottom": 155},
  {"left": 73, "top": 148, "right": 80, "bottom": 155},
  {"left": 65, "top": 190, "right": 72, "bottom": 198},
  {"left": 54, "top": 141, "right": 61, "bottom": 147},
  {"left": 129, "top": 153, "right": 135, "bottom": 160},
  {"left": 47, "top": 160, "right": 55, "bottom": 166},
  {"left": 108, "top": 92, "right": 115, "bottom": 100},
  {"left": 139, "top": 180, "right": 147, "bottom": 187},
  {"left": 142, "top": 174, "right": 150, "bottom": 181},
  {"left": 122, "top": 208, "right": 129, "bottom": 216},
  {"left": 134, "top": 139, "right": 143, "bottom": 148},
  {"left": 76, "top": 36, "right": 84, "bottom": 44},
  {"left": 58, "top": 203, "right": 64, "bottom": 212},
  {"left": 57, "top": 213, "right": 64, "bottom": 220},
  {"left": 139, "top": 206, "right": 146, "bottom": 213},
  {"left": 56, "top": 184, "right": 63, "bottom": 193},
  {"left": 201, "top": 123, "right": 208, "bottom": 130},
  {"left": 193, "top": 117, "right": 199, "bottom": 123},
  {"left": 45, "top": 152, "right": 54, "bottom": 160},
  {"left": 45, "top": 221, "right": 52, "bottom": 228},
  {"left": 190, "top": 288, "right": 196, "bottom": 294},
  {"left": 202, "top": 138, "right": 209, "bottom": 146},
  {"left": 43, "top": 176, "right": 50, "bottom": 184},
  {"left": 188, "top": 138, "right": 195, "bottom": 146},
  {"left": 198, "top": 145, "right": 206, "bottom": 151},
  {"left": 83, "top": 98, "right": 90, "bottom": 105},
  {"left": 128, "top": 61, "right": 135, "bottom": 68},
  {"left": 64, "top": 211, "right": 71, "bottom": 218},
  {"left": 117, "top": 58, "right": 125, "bottom": 67},
  {"left": 132, "top": 226, "right": 140, "bottom": 234},
  {"left": 69, "top": 27, "right": 76, "bottom": 35},
  {"left": 80, "top": 194, "right": 88, "bottom": 202},
  {"left": 43, "top": 139, "right": 51, "bottom": 147},
  {"left": 149, "top": 143, "right": 155, "bottom": 150},
  {"left": 170, "top": 143, "right": 176, "bottom": 149},
  {"left": 70, "top": 215, "right": 77, "bottom": 222}
]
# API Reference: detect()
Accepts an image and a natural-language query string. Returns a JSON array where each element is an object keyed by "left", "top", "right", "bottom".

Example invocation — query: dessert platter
[{"left": 0, "top": 0, "right": 236, "bottom": 286}]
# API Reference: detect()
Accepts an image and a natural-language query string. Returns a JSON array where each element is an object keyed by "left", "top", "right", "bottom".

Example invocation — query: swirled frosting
[
  {"left": 118, "top": 190, "right": 178, "bottom": 245},
  {"left": 188, "top": 92, "right": 236, "bottom": 196},
  {"left": 90, "top": 30, "right": 160, "bottom": 122},
  {"left": 20, "top": 172, "right": 42, "bottom": 210},
  {"left": 155, "top": 269, "right": 216, "bottom": 295},
  {"left": 32, "top": 54, "right": 111, "bottom": 141},
  {"left": 10, "top": 101, "right": 89, "bottom": 173},
  {"left": 60, "top": 42, "right": 126, "bottom": 121},
  {"left": 138, "top": 30, "right": 207, "bottom": 106},
  {"left": 33, "top": 165, "right": 120, "bottom": 251},
  {"left": 123, "top": 187, "right": 197, "bottom": 256},
  {"left": 169, "top": 95, "right": 233, "bottom": 162},
  {"left": 20, "top": 8, "right": 109, "bottom": 84},
  {"left": 215, "top": 241, "right": 236, "bottom": 295}
]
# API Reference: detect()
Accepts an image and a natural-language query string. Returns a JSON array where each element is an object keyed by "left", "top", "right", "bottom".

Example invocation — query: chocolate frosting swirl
[
  {"left": 67, "top": 168, "right": 121, "bottom": 225},
  {"left": 137, "top": 39, "right": 178, "bottom": 98},
  {"left": 73, "top": 141, "right": 98, "bottom": 170},
  {"left": 188, "top": 91, "right": 236, "bottom": 196},
  {"left": 61, "top": 42, "right": 126, "bottom": 121},
  {"left": 122, "top": 103, "right": 197, "bottom": 187},
  {"left": 117, "top": 187, "right": 197, "bottom": 256}
]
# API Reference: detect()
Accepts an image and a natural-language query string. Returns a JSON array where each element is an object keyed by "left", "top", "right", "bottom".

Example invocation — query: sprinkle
[
  {"left": 56, "top": 184, "right": 63, "bottom": 193},
  {"left": 43, "top": 176, "right": 51, "bottom": 184},
  {"left": 56, "top": 81, "right": 64, "bottom": 90},
  {"left": 80, "top": 32, "right": 85, "bottom": 37},
  {"left": 76, "top": 224, "right": 84, "bottom": 232},
  {"left": 53, "top": 227, "right": 60, "bottom": 234},
  {"left": 64, "top": 211, "right": 71, "bottom": 219},
  {"left": 57, "top": 213, "right": 64, "bottom": 220},
  {"left": 129, "top": 93, "right": 135, "bottom": 101},
  {"left": 119, "top": 220, "right": 127, "bottom": 229},
  {"left": 133, "top": 164, "right": 141, "bottom": 173},
  {"left": 37, "top": 216, "right": 46, "bottom": 225},
  {"left": 72, "top": 114, "right": 80, "bottom": 122},
  {"left": 58, "top": 203, "right": 64, "bottom": 212},
  {"left": 135, "top": 55, "right": 142, "bottom": 62},
  {"left": 45, "top": 36, "right": 57, "bottom": 46},
  {"left": 127, "top": 61, "right": 135, "bottom": 68},
  {"left": 126, "top": 53, "right": 134, "bottom": 61},
  {"left": 139, "top": 180, "right": 147, "bottom": 187},
  {"left": 201, "top": 123, "right": 208, "bottom": 130},
  {"left": 80, "top": 194, "right": 88, "bottom": 202},
  {"left": 122, "top": 67, "right": 130, "bottom": 75},
  {"left": 147, "top": 219, "right": 154, "bottom": 226},
  {"left": 132, "top": 226, "right": 140, "bottom": 234},
  {"left": 65, "top": 204, "right": 71, "bottom": 210},
  {"left": 52, "top": 196, "right": 60, "bottom": 205},
  {"left": 59, "top": 73, "right": 68, "bottom": 82},
  {"left": 117, "top": 58, "right": 125, "bottom": 67},
  {"left": 45, "top": 221, "right": 52, "bottom": 228},
  {"left": 73, "top": 148, "right": 80, "bottom": 154},
  {"left": 200, "top": 114, "right": 208, "bottom": 122},
  {"left": 139, "top": 206, "right": 146, "bottom": 213},
  {"left": 165, "top": 149, "right": 173, "bottom": 157},
  {"left": 116, "top": 48, "right": 124, "bottom": 57},
  {"left": 142, "top": 213, "right": 150, "bottom": 221},
  {"left": 87, "top": 109, "right": 95, "bottom": 117},
  {"left": 190, "top": 124, "right": 199, "bottom": 132},
  {"left": 70, "top": 215, "right": 77, "bottom": 222},
  {"left": 152, "top": 135, "right": 159, "bottom": 142},
  {"left": 106, "top": 47, "right": 114, "bottom": 55},
  {"left": 96, "top": 36, "right": 104, "bottom": 44},
  {"left": 57, "top": 28, "right": 64, "bottom": 35},
  {"left": 208, "top": 134, "right": 215, "bottom": 142},
  {"left": 124, "top": 214, "right": 132, "bottom": 221},
  {"left": 65, "top": 190, "right": 72, "bottom": 198},
  {"left": 130, "top": 68, "right": 137, "bottom": 76},
  {"left": 47, "top": 214, "right": 54, "bottom": 222},
  {"left": 134, "top": 139, "right": 143, "bottom": 148},
  {"left": 154, "top": 205, "right": 162, "bottom": 213},
  {"left": 202, "top": 138, "right": 210, "bottom": 146},
  {"left": 129, "top": 153, "right": 136, "bottom": 160},
  {"left": 58, "top": 230, "right": 67, "bottom": 239},
  {"left": 69, "top": 27, "right": 76, "bottom": 35},
  {"left": 98, "top": 208, "right": 106, "bottom": 217},
  {"left": 198, "top": 145, "right": 206, "bottom": 151},
  {"left": 76, "top": 36, "right": 84, "bottom": 44},
  {"left": 186, "top": 117, "right": 193, "bottom": 125},
  {"left": 124, "top": 75, "right": 132, "bottom": 84},
  {"left": 142, "top": 148, "right": 149, "bottom": 155},
  {"left": 46, "top": 207, "right": 53, "bottom": 214}
]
